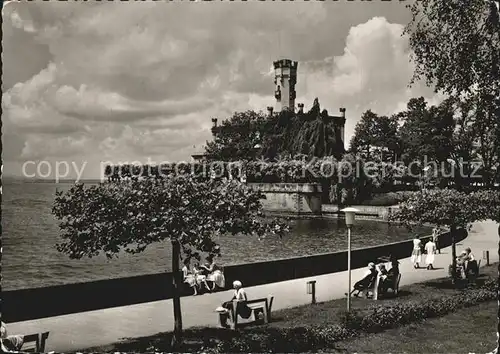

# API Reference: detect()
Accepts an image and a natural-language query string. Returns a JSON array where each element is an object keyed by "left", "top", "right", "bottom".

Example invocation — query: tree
[
  {"left": 398, "top": 97, "right": 455, "bottom": 168},
  {"left": 449, "top": 97, "right": 480, "bottom": 187},
  {"left": 449, "top": 94, "right": 500, "bottom": 188},
  {"left": 205, "top": 98, "right": 346, "bottom": 162},
  {"left": 262, "top": 99, "right": 345, "bottom": 159},
  {"left": 405, "top": 0, "right": 500, "bottom": 182},
  {"left": 205, "top": 110, "right": 270, "bottom": 161},
  {"left": 389, "top": 189, "right": 479, "bottom": 283},
  {"left": 52, "top": 175, "right": 288, "bottom": 349},
  {"left": 331, "top": 153, "right": 373, "bottom": 205},
  {"left": 405, "top": 1, "right": 499, "bottom": 348},
  {"left": 350, "top": 110, "right": 400, "bottom": 162},
  {"left": 405, "top": 0, "right": 499, "bottom": 100},
  {"left": 468, "top": 94, "right": 500, "bottom": 187}
]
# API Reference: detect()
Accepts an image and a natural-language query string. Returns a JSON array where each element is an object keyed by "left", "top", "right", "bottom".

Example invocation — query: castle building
[{"left": 193, "top": 59, "right": 346, "bottom": 161}]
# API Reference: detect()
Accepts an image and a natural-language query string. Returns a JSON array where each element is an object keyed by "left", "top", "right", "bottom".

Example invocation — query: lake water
[{"left": 2, "top": 179, "right": 430, "bottom": 290}]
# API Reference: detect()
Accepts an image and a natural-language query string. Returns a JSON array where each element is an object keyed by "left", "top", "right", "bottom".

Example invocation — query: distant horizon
[{"left": 2, "top": 176, "right": 103, "bottom": 183}]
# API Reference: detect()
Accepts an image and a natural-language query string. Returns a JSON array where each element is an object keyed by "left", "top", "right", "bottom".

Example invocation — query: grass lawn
[
  {"left": 86, "top": 263, "right": 498, "bottom": 353},
  {"left": 332, "top": 300, "right": 497, "bottom": 353}
]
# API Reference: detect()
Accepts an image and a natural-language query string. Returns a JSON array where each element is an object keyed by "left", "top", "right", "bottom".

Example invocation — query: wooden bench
[
  {"left": 372, "top": 273, "right": 401, "bottom": 300},
  {"left": 218, "top": 295, "right": 274, "bottom": 329},
  {"left": 21, "top": 332, "right": 50, "bottom": 353},
  {"left": 466, "top": 259, "right": 481, "bottom": 281}
]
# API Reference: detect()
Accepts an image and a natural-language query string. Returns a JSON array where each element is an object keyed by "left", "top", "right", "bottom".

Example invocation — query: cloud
[
  {"left": 52, "top": 84, "right": 214, "bottom": 122},
  {"left": 3, "top": 2, "right": 37, "bottom": 33},
  {"left": 3, "top": 2, "right": 441, "bottom": 179},
  {"left": 21, "top": 135, "right": 89, "bottom": 160},
  {"left": 295, "top": 17, "right": 440, "bottom": 143}
]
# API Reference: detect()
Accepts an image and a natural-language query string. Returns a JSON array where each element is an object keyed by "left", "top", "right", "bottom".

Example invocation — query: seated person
[
  {"left": 193, "top": 263, "right": 211, "bottom": 292},
  {"left": 465, "top": 247, "right": 475, "bottom": 261},
  {"left": 456, "top": 251, "right": 468, "bottom": 279},
  {"left": 387, "top": 256, "right": 400, "bottom": 279},
  {"left": 350, "top": 262, "right": 377, "bottom": 297},
  {"left": 464, "top": 247, "right": 478, "bottom": 277},
  {"left": 200, "top": 254, "right": 226, "bottom": 290},
  {"left": 181, "top": 259, "right": 199, "bottom": 295},
  {"left": 377, "top": 264, "right": 390, "bottom": 294},
  {"left": 1, "top": 321, "right": 24, "bottom": 352},
  {"left": 217, "top": 280, "right": 252, "bottom": 328},
  {"left": 385, "top": 256, "right": 401, "bottom": 291}
]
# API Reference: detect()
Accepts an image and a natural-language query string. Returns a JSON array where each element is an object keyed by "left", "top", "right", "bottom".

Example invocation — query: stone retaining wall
[
  {"left": 247, "top": 183, "right": 323, "bottom": 215},
  {"left": 323, "top": 204, "right": 399, "bottom": 220}
]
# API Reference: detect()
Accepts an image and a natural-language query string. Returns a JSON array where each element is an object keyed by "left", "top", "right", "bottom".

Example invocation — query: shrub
[{"left": 361, "top": 191, "right": 418, "bottom": 206}]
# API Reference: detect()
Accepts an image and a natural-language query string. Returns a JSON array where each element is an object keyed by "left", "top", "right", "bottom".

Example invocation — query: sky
[{"left": 2, "top": 1, "right": 443, "bottom": 180}]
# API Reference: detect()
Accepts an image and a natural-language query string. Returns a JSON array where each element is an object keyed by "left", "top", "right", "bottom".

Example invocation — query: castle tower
[
  {"left": 339, "top": 108, "right": 346, "bottom": 148},
  {"left": 273, "top": 59, "right": 298, "bottom": 112}
]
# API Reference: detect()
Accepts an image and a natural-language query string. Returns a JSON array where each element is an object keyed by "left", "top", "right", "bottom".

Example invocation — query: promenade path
[{"left": 9, "top": 220, "right": 499, "bottom": 352}]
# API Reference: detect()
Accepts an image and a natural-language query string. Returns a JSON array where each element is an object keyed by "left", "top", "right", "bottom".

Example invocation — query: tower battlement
[{"left": 273, "top": 59, "right": 298, "bottom": 70}]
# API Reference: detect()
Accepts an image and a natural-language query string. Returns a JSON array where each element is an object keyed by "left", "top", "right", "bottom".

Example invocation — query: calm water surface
[{"left": 2, "top": 180, "right": 430, "bottom": 290}]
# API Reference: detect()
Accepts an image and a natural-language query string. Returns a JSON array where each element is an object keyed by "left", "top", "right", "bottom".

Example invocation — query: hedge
[{"left": 209, "top": 279, "right": 496, "bottom": 353}]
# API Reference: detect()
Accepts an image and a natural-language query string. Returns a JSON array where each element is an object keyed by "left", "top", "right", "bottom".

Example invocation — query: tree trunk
[
  {"left": 496, "top": 223, "right": 500, "bottom": 353},
  {"left": 451, "top": 224, "right": 458, "bottom": 284},
  {"left": 171, "top": 239, "right": 183, "bottom": 349}
]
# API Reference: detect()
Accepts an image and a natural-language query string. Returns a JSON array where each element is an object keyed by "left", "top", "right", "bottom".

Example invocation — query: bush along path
[{"left": 87, "top": 266, "right": 497, "bottom": 354}]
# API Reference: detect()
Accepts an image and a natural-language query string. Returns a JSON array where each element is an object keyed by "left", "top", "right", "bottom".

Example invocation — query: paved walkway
[{"left": 9, "top": 220, "right": 499, "bottom": 352}]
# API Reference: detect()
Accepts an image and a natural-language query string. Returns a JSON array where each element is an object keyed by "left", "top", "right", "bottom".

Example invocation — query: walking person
[
  {"left": 425, "top": 238, "right": 437, "bottom": 270},
  {"left": 411, "top": 236, "right": 422, "bottom": 268},
  {"left": 432, "top": 227, "right": 441, "bottom": 254}
]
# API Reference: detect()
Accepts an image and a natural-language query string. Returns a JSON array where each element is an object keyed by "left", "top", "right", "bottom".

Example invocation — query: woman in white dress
[
  {"left": 424, "top": 239, "right": 436, "bottom": 270},
  {"left": 182, "top": 259, "right": 199, "bottom": 295},
  {"left": 201, "top": 255, "right": 226, "bottom": 290},
  {"left": 411, "top": 236, "right": 422, "bottom": 268},
  {"left": 193, "top": 263, "right": 211, "bottom": 292}
]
